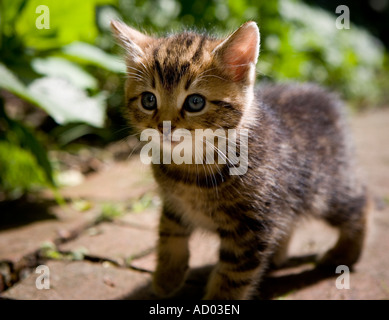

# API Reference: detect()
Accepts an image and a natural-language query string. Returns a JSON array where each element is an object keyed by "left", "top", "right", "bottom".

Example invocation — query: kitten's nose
[{"left": 158, "top": 123, "right": 176, "bottom": 135}]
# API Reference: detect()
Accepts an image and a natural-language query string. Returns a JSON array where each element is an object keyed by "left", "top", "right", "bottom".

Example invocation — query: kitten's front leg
[
  {"left": 204, "top": 228, "right": 271, "bottom": 300},
  {"left": 153, "top": 206, "right": 192, "bottom": 298}
]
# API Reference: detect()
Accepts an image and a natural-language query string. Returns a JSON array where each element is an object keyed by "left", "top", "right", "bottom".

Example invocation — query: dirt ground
[{"left": 0, "top": 108, "right": 388, "bottom": 300}]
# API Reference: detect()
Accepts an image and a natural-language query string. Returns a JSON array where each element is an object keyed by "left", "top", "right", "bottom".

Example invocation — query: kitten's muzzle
[{"left": 158, "top": 123, "right": 176, "bottom": 137}]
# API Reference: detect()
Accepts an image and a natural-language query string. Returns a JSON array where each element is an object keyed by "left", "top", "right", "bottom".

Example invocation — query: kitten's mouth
[{"left": 161, "top": 135, "right": 180, "bottom": 147}]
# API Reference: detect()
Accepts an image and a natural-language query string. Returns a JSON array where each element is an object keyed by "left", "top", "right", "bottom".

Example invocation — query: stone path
[{"left": 0, "top": 109, "right": 388, "bottom": 300}]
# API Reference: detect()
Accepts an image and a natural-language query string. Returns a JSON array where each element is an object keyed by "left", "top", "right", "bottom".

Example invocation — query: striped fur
[{"left": 112, "top": 21, "right": 369, "bottom": 299}]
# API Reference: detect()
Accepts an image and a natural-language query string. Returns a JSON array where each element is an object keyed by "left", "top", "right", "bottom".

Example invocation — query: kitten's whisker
[
  {"left": 138, "top": 60, "right": 149, "bottom": 74},
  {"left": 114, "top": 132, "right": 142, "bottom": 153},
  {"left": 125, "top": 71, "right": 146, "bottom": 78},
  {"left": 193, "top": 144, "right": 203, "bottom": 192},
  {"left": 255, "top": 68, "right": 271, "bottom": 78},
  {"left": 204, "top": 140, "right": 245, "bottom": 184},
  {"left": 126, "top": 65, "right": 148, "bottom": 77},
  {"left": 205, "top": 140, "right": 236, "bottom": 170},
  {"left": 125, "top": 67, "right": 150, "bottom": 83},
  {"left": 126, "top": 73, "right": 146, "bottom": 81},
  {"left": 112, "top": 125, "right": 134, "bottom": 136},
  {"left": 227, "top": 62, "right": 251, "bottom": 68},
  {"left": 126, "top": 140, "right": 143, "bottom": 161},
  {"left": 125, "top": 75, "right": 148, "bottom": 84},
  {"left": 209, "top": 134, "right": 239, "bottom": 149},
  {"left": 205, "top": 161, "right": 218, "bottom": 198},
  {"left": 200, "top": 74, "right": 229, "bottom": 81},
  {"left": 191, "top": 67, "right": 228, "bottom": 86},
  {"left": 125, "top": 72, "right": 148, "bottom": 83},
  {"left": 192, "top": 74, "right": 229, "bottom": 85},
  {"left": 196, "top": 67, "right": 219, "bottom": 78},
  {"left": 204, "top": 144, "right": 224, "bottom": 181},
  {"left": 208, "top": 144, "right": 229, "bottom": 169}
]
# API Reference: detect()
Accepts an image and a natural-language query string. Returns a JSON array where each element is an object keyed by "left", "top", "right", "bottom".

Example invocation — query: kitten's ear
[
  {"left": 213, "top": 22, "right": 260, "bottom": 82},
  {"left": 110, "top": 20, "right": 153, "bottom": 60}
]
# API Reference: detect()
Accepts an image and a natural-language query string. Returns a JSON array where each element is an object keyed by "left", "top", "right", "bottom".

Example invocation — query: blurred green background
[{"left": 0, "top": 0, "right": 388, "bottom": 200}]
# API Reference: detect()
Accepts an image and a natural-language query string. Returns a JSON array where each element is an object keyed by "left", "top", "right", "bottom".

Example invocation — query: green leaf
[
  {"left": 62, "top": 42, "right": 126, "bottom": 73},
  {"left": 7, "top": 118, "right": 55, "bottom": 187},
  {"left": 0, "top": 98, "right": 55, "bottom": 194},
  {"left": 28, "top": 76, "right": 107, "bottom": 127},
  {"left": 70, "top": 247, "right": 89, "bottom": 260},
  {"left": 0, "top": 63, "right": 39, "bottom": 106},
  {"left": 53, "top": 123, "right": 100, "bottom": 146},
  {"left": 13, "top": 0, "right": 97, "bottom": 50},
  {"left": 0, "top": 0, "right": 27, "bottom": 38},
  {"left": 0, "top": 63, "right": 107, "bottom": 127},
  {"left": 31, "top": 57, "right": 98, "bottom": 90},
  {"left": 71, "top": 199, "right": 93, "bottom": 212},
  {"left": 132, "top": 193, "right": 153, "bottom": 213},
  {"left": 0, "top": 141, "right": 47, "bottom": 194},
  {"left": 97, "top": 203, "right": 124, "bottom": 222}
]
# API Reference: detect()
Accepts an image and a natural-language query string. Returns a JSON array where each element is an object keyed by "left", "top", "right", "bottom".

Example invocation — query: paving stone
[
  {"left": 351, "top": 110, "right": 389, "bottom": 199},
  {"left": 115, "top": 208, "right": 160, "bottom": 230},
  {"left": 0, "top": 260, "right": 151, "bottom": 300},
  {"left": 288, "top": 218, "right": 338, "bottom": 258},
  {"left": 0, "top": 201, "right": 100, "bottom": 269},
  {"left": 59, "top": 222, "right": 158, "bottom": 266},
  {"left": 355, "top": 207, "right": 389, "bottom": 297},
  {"left": 60, "top": 158, "right": 156, "bottom": 201},
  {"left": 281, "top": 272, "right": 388, "bottom": 300}
]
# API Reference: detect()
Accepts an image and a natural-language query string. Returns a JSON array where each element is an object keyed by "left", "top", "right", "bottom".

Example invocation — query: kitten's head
[{"left": 111, "top": 21, "right": 259, "bottom": 137}]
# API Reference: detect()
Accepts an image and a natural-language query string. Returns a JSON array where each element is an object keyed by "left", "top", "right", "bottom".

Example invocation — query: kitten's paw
[
  {"left": 316, "top": 247, "right": 360, "bottom": 270},
  {"left": 152, "top": 269, "right": 187, "bottom": 298}
]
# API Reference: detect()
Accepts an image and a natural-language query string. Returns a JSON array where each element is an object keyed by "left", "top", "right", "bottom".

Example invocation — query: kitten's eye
[
  {"left": 184, "top": 94, "right": 206, "bottom": 112},
  {"left": 141, "top": 92, "right": 157, "bottom": 110}
]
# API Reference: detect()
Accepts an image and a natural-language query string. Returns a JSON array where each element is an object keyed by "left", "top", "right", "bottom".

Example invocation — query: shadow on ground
[
  {"left": 0, "top": 197, "right": 58, "bottom": 232},
  {"left": 124, "top": 255, "right": 337, "bottom": 300}
]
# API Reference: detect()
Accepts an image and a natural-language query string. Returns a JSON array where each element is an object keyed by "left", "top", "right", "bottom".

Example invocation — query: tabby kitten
[{"left": 111, "top": 20, "right": 369, "bottom": 300}]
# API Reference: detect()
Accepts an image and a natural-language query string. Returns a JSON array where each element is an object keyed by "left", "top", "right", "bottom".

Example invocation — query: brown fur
[{"left": 111, "top": 21, "right": 369, "bottom": 300}]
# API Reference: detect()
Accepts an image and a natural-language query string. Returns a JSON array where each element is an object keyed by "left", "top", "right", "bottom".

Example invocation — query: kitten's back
[
  {"left": 254, "top": 83, "right": 367, "bottom": 227},
  {"left": 257, "top": 83, "right": 346, "bottom": 141}
]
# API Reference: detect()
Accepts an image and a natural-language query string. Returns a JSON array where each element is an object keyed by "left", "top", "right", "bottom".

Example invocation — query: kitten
[{"left": 111, "top": 21, "right": 369, "bottom": 300}]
